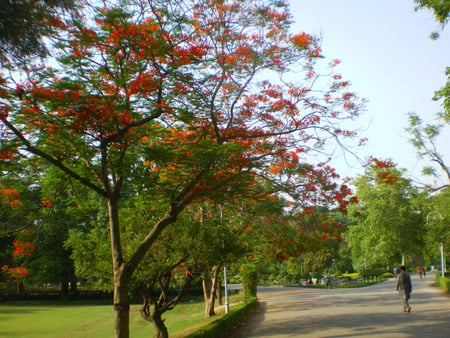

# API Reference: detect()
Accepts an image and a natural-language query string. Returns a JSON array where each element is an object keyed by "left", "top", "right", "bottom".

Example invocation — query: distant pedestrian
[
  {"left": 396, "top": 265, "right": 412, "bottom": 312},
  {"left": 326, "top": 271, "right": 332, "bottom": 289},
  {"left": 418, "top": 266, "right": 423, "bottom": 279}
]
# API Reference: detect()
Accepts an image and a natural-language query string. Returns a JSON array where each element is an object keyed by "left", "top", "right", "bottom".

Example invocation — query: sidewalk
[{"left": 231, "top": 274, "right": 450, "bottom": 337}]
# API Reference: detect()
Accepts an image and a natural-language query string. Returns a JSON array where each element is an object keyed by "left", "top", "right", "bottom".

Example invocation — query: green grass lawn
[{"left": 0, "top": 295, "right": 241, "bottom": 337}]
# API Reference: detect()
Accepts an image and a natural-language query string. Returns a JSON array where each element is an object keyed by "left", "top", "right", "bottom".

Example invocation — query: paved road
[{"left": 231, "top": 273, "right": 450, "bottom": 337}]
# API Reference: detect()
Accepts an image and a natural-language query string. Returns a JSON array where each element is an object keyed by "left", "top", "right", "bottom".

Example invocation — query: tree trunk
[
  {"left": 216, "top": 279, "right": 223, "bottom": 306},
  {"left": 61, "top": 280, "right": 69, "bottom": 301},
  {"left": 16, "top": 279, "right": 24, "bottom": 295},
  {"left": 141, "top": 293, "right": 169, "bottom": 338},
  {"left": 113, "top": 275, "right": 130, "bottom": 338},
  {"left": 70, "top": 277, "right": 78, "bottom": 294},
  {"left": 109, "top": 196, "right": 131, "bottom": 338},
  {"left": 202, "top": 265, "right": 219, "bottom": 317},
  {"left": 107, "top": 187, "right": 184, "bottom": 337},
  {"left": 152, "top": 312, "right": 169, "bottom": 338}
]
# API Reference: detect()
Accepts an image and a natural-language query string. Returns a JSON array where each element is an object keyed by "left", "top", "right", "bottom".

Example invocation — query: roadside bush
[
  {"left": 436, "top": 274, "right": 450, "bottom": 293},
  {"left": 342, "top": 273, "right": 359, "bottom": 279},
  {"left": 383, "top": 272, "right": 394, "bottom": 278},
  {"left": 241, "top": 264, "right": 257, "bottom": 301},
  {"left": 185, "top": 297, "right": 257, "bottom": 338},
  {"left": 360, "top": 269, "right": 385, "bottom": 281}
]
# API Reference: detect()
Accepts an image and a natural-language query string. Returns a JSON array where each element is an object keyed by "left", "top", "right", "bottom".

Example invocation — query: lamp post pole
[
  {"left": 426, "top": 211, "right": 445, "bottom": 278},
  {"left": 219, "top": 205, "right": 229, "bottom": 314}
]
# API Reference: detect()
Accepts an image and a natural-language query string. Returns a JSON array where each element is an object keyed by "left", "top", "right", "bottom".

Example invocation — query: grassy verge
[
  {"left": 435, "top": 274, "right": 450, "bottom": 293},
  {"left": 0, "top": 279, "right": 389, "bottom": 337},
  {"left": 0, "top": 293, "right": 244, "bottom": 337}
]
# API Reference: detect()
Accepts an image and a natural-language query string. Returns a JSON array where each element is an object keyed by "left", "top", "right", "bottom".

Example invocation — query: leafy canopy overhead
[
  {"left": 0, "top": 0, "right": 365, "bottom": 211},
  {"left": 1, "top": 1, "right": 366, "bottom": 335},
  {"left": 0, "top": 0, "right": 76, "bottom": 60}
]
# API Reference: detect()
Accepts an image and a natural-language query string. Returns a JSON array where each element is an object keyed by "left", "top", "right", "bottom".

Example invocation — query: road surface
[{"left": 231, "top": 273, "right": 450, "bottom": 337}]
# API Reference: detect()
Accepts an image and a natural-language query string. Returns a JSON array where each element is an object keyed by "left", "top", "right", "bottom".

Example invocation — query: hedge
[
  {"left": 185, "top": 296, "right": 257, "bottom": 338},
  {"left": 436, "top": 274, "right": 450, "bottom": 293}
]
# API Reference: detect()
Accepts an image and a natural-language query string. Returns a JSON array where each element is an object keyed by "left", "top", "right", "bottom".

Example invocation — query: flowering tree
[
  {"left": 0, "top": 158, "right": 81, "bottom": 298},
  {"left": 0, "top": 182, "right": 29, "bottom": 294},
  {"left": 0, "top": 1, "right": 365, "bottom": 336},
  {"left": 0, "top": 228, "right": 35, "bottom": 294},
  {"left": 1, "top": 265, "right": 29, "bottom": 293}
]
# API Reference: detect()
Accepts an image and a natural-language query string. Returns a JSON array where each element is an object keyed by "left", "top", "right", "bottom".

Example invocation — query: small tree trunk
[
  {"left": 141, "top": 293, "right": 169, "bottom": 338},
  {"left": 114, "top": 280, "right": 130, "bottom": 338},
  {"left": 152, "top": 312, "right": 169, "bottom": 338},
  {"left": 16, "top": 280, "right": 23, "bottom": 295},
  {"left": 70, "top": 277, "right": 78, "bottom": 294},
  {"left": 109, "top": 196, "right": 131, "bottom": 338},
  {"left": 202, "top": 265, "right": 219, "bottom": 317},
  {"left": 216, "top": 279, "right": 223, "bottom": 306},
  {"left": 61, "top": 280, "right": 69, "bottom": 301}
]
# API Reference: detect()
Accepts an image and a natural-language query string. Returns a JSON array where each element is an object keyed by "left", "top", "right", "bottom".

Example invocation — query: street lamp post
[
  {"left": 219, "top": 205, "right": 229, "bottom": 314},
  {"left": 426, "top": 211, "right": 446, "bottom": 278}
]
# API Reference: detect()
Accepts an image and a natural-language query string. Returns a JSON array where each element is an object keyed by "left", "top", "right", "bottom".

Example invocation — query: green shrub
[
  {"left": 342, "top": 273, "right": 359, "bottom": 279},
  {"left": 436, "top": 274, "right": 450, "bottom": 293},
  {"left": 241, "top": 264, "right": 257, "bottom": 301},
  {"left": 360, "top": 269, "right": 385, "bottom": 281},
  {"left": 185, "top": 297, "right": 257, "bottom": 338}
]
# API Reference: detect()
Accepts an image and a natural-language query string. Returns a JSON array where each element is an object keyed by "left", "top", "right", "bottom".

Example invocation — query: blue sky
[{"left": 289, "top": 0, "right": 450, "bottom": 186}]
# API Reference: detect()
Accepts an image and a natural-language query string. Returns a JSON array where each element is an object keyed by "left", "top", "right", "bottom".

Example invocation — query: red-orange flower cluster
[
  {"left": 291, "top": 33, "right": 312, "bottom": 50},
  {"left": 13, "top": 240, "right": 35, "bottom": 258},
  {"left": 1, "top": 265, "right": 29, "bottom": 280}
]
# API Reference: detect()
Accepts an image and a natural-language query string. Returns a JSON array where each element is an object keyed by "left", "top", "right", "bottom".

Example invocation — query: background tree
[
  {"left": 422, "top": 187, "right": 450, "bottom": 270},
  {"left": 129, "top": 213, "right": 204, "bottom": 338},
  {"left": 0, "top": 0, "right": 76, "bottom": 61},
  {"left": 0, "top": 1, "right": 365, "bottom": 336},
  {"left": 406, "top": 113, "right": 450, "bottom": 190},
  {"left": 413, "top": 0, "right": 449, "bottom": 120},
  {"left": 1, "top": 152, "right": 88, "bottom": 297},
  {"left": 0, "top": 156, "right": 41, "bottom": 294},
  {"left": 347, "top": 159, "right": 423, "bottom": 270},
  {"left": 67, "top": 197, "right": 242, "bottom": 337},
  {"left": 414, "top": 0, "right": 450, "bottom": 27},
  {"left": 224, "top": 188, "right": 351, "bottom": 283}
]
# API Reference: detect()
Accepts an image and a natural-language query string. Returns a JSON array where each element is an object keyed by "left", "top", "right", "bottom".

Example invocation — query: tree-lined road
[{"left": 232, "top": 273, "right": 450, "bottom": 337}]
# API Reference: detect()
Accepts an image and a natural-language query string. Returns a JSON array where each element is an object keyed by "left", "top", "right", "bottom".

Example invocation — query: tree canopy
[
  {"left": 0, "top": 0, "right": 76, "bottom": 60},
  {"left": 0, "top": 1, "right": 365, "bottom": 336},
  {"left": 415, "top": 0, "right": 450, "bottom": 27},
  {"left": 347, "top": 159, "right": 423, "bottom": 269}
]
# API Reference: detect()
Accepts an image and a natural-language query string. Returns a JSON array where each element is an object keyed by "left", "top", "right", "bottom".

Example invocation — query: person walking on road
[
  {"left": 326, "top": 271, "right": 332, "bottom": 289},
  {"left": 396, "top": 265, "right": 412, "bottom": 312}
]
